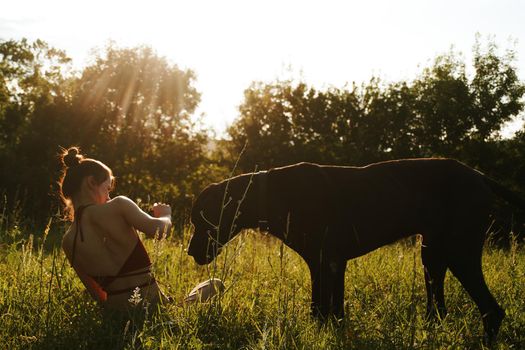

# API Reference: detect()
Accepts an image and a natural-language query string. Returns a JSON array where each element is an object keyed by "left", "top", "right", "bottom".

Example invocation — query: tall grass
[{"left": 0, "top": 216, "right": 524, "bottom": 349}]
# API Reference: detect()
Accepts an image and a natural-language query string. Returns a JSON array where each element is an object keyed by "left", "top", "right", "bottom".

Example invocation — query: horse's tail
[{"left": 482, "top": 176, "right": 525, "bottom": 211}]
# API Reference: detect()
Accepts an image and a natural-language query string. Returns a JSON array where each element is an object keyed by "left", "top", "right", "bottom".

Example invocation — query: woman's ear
[{"left": 86, "top": 175, "right": 97, "bottom": 189}]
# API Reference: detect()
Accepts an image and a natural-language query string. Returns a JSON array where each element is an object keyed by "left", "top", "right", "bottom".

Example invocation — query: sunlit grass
[{"left": 0, "top": 220, "right": 524, "bottom": 349}]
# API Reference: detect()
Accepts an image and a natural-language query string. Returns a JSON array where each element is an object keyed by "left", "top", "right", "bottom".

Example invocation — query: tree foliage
[
  {"left": 0, "top": 39, "right": 73, "bottom": 218},
  {"left": 228, "top": 39, "right": 525, "bottom": 173},
  {"left": 70, "top": 44, "right": 210, "bottom": 213},
  {"left": 0, "top": 39, "right": 220, "bottom": 225},
  {"left": 226, "top": 38, "right": 525, "bottom": 237},
  {"left": 0, "top": 36, "right": 524, "bottom": 237}
]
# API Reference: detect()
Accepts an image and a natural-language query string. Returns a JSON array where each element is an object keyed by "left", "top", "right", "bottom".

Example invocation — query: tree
[
  {"left": 0, "top": 38, "right": 73, "bottom": 220},
  {"left": 0, "top": 40, "right": 220, "bottom": 225},
  {"left": 359, "top": 79, "right": 420, "bottom": 161},
  {"left": 470, "top": 36, "right": 525, "bottom": 141},
  {"left": 411, "top": 50, "right": 473, "bottom": 157},
  {"left": 228, "top": 38, "right": 525, "bottom": 172},
  {"left": 228, "top": 81, "right": 296, "bottom": 171},
  {"left": 0, "top": 39, "right": 72, "bottom": 151},
  {"left": 66, "top": 43, "right": 210, "bottom": 217}
]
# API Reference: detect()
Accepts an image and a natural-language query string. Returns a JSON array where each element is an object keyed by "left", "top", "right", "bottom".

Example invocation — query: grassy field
[{"left": 0, "top": 219, "right": 524, "bottom": 350}]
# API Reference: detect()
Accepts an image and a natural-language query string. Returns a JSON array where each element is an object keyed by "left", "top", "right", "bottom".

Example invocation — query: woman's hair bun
[{"left": 62, "top": 146, "right": 83, "bottom": 168}]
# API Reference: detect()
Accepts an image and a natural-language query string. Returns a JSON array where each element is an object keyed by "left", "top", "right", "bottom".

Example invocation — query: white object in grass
[{"left": 184, "top": 278, "right": 225, "bottom": 303}]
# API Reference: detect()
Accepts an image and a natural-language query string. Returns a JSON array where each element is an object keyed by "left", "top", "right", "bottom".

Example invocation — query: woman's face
[{"left": 94, "top": 177, "right": 112, "bottom": 204}]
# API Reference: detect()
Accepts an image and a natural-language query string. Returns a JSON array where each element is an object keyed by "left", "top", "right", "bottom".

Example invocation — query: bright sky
[{"left": 2, "top": 0, "right": 525, "bottom": 136}]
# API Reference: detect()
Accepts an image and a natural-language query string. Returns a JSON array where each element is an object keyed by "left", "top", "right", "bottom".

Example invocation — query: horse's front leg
[
  {"left": 331, "top": 260, "right": 347, "bottom": 320},
  {"left": 308, "top": 258, "right": 346, "bottom": 321}
]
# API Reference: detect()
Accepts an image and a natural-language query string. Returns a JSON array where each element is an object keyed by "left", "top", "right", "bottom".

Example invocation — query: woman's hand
[{"left": 152, "top": 203, "right": 172, "bottom": 218}]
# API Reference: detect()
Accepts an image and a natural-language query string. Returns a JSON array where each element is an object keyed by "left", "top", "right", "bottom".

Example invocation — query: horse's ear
[
  {"left": 195, "top": 182, "right": 220, "bottom": 205},
  {"left": 192, "top": 183, "right": 223, "bottom": 225}
]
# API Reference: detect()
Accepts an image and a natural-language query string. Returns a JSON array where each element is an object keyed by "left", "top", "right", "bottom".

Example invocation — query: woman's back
[
  {"left": 62, "top": 199, "right": 140, "bottom": 276},
  {"left": 62, "top": 196, "right": 169, "bottom": 310}
]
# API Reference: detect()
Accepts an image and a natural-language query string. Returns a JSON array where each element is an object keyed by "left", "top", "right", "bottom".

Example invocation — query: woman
[{"left": 59, "top": 147, "right": 173, "bottom": 310}]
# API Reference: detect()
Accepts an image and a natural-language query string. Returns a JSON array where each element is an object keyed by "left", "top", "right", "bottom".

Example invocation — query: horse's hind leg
[
  {"left": 447, "top": 228, "right": 505, "bottom": 343},
  {"left": 421, "top": 238, "right": 447, "bottom": 321}
]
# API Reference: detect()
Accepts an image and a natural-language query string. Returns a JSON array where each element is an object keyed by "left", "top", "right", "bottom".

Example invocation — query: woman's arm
[{"left": 111, "top": 196, "right": 172, "bottom": 239}]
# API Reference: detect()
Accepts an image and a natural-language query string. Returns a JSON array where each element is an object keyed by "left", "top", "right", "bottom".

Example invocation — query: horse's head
[{"left": 188, "top": 174, "right": 257, "bottom": 265}]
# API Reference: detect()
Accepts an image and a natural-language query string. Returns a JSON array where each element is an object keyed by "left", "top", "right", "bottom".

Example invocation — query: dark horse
[{"left": 187, "top": 159, "right": 524, "bottom": 342}]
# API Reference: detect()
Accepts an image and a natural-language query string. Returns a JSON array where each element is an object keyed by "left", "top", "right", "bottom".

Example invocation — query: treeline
[
  {"left": 0, "top": 39, "right": 229, "bottom": 228},
  {"left": 228, "top": 40, "right": 525, "bottom": 173},
  {"left": 1, "top": 37, "right": 524, "bottom": 237}
]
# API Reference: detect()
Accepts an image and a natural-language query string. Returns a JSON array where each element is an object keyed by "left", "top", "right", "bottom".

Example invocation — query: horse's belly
[{"left": 336, "top": 208, "right": 418, "bottom": 259}]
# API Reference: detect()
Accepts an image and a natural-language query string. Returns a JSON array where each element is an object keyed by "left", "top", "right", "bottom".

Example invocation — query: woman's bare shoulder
[
  {"left": 92, "top": 196, "right": 145, "bottom": 228},
  {"left": 106, "top": 195, "right": 137, "bottom": 209},
  {"left": 87, "top": 197, "right": 137, "bottom": 239},
  {"left": 83, "top": 198, "right": 128, "bottom": 226},
  {"left": 88, "top": 196, "right": 134, "bottom": 215}
]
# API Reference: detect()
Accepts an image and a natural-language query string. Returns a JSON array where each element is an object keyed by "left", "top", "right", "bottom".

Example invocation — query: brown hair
[{"left": 58, "top": 146, "right": 114, "bottom": 220}]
